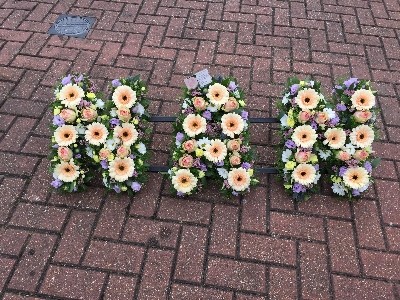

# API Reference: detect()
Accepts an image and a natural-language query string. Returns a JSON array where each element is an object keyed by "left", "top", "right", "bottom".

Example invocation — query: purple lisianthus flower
[
  {"left": 241, "top": 162, "right": 251, "bottom": 170},
  {"left": 344, "top": 77, "right": 358, "bottom": 89},
  {"left": 352, "top": 189, "right": 360, "bottom": 196},
  {"left": 131, "top": 182, "right": 141, "bottom": 192},
  {"left": 176, "top": 132, "right": 184, "bottom": 144},
  {"left": 52, "top": 144, "right": 59, "bottom": 149},
  {"left": 228, "top": 81, "right": 237, "bottom": 91},
  {"left": 339, "top": 166, "right": 348, "bottom": 176},
  {"left": 232, "top": 191, "right": 239, "bottom": 196},
  {"left": 75, "top": 74, "right": 83, "bottom": 83},
  {"left": 51, "top": 179, "right": 63, "bottom": 188},
  {"left": 75, "top": 154, "right": 81, "bottom": 159},
  {"left": 314, "top": 164, "right": 319, "bottom": 171},
  {"left": 110, "top": 118, "right": 120, "bottom": 126},
  {"left": 290, "top": 84, "right": 299, "bottom": 95},
  {"left": 364, "top": 161, "right": 372, "bottom": 173},
  {"left": 285, "top": 140, "right": 296, "bottom": 149},
  {"left": 241, "top": 110, "right": 249, "bottom": 120},
  {"left": 132, "top": 170, "right": 138, "bottom": 177},
  {"left": 310, "top": 121, "right": 318, "bottom": 130},
  {"left": 293, "top": 183, "right": 306, "bottom": 193},
  {"left": 113, "top": 185, "right": 121, "bottom": 193},
  {"left": 215, "top": 161, "right": 224, "bottom": 167},
  {"left": 53, "top": 115, "right": 65, "bottom": 126},
  {"left": 336, "top": 103, "right": 347, "bottom": 111},
  {"left": 100, "top": 160, "right": 108, "bottom": 169},
  {"left": 334, "top": 85, "right": 342, "bottom": 90},
  {"left": 61, "top": 75, "right": 72, "bottom": 85},
  {"left": 177, "top": 191, "right": 185, "bottom": 197},
  {"left": 112, "top": 79, "right": 121, "bottom": 87},
  {"left": 202, "top": 110, "right": 212, "bottom": 120},
  {"left": 199, "top": 163, "right": 207, "bottom": 171},
  {"left": 329, "top": 116, "right": 340, "bottom": 127}
]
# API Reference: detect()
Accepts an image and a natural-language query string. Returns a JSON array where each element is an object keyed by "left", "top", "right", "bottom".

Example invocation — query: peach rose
[
  {"left": 81, "top": 108, "right": 98, "bottom": 122},
  {"left": 295, "top": 150, "right": 311, "bottom": 163},
  {"left": 117, "top": 107, "right": 131, "bottom": 122},
  {"left": 116, "top": 146, "right": 130, "bottom": 158},
  {"left": 179, "top": 154, "right": 194, "bottom": 168},
  {"left": 315, "top": 111, "right": 329, "bottom": 124},
  {"left": 99, "top": 148, "right": 111, "bottom": 160},
  {"left": 354, "top": 149, "right": 369, "bottom": 161},
  {"left": 60, "top": 109, "right": 77, "bottom": 123},
  {"left": 57, "top": 146, "right": 73, "bottom": 161},
  {"left": 336, "top": 151, "right": 351, "bottom": 161},
  {"left": 182, "top": 139, "right": 197, "bottom": 153},
  {"left": 353, "top": 111, "right": 372, "bottom": 123},
  {"left": 193, "top": 97, "right": 207, "bottom": 110},
  {"left": 298, "top": 111, "right": 311, "bottom": 123},
  {"left": 227, "top": 139, "right": 241, "bottom": 151},
  {"left": 223, "top": 97, "right": 239, "bottom": 112},
  {"left": 229, "top": 154, "right": 241, "bottom": 166}
]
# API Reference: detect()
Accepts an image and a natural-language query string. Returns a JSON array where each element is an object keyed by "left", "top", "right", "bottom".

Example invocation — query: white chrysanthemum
[
  {"left": 350, "top": 125, "right": 374, "bottom": 148},
  {"left": 351, "top": 89, "right": 375, "bottom": 110},
  {"left": 282, "top": 149, "right": 292, "bottom": 162},
  {"left": 204, "top": 139, "right": 228, "bottom": 163},
  {"left": 182, "top": 114, "right": 207, "bottom": 137},
  {"left": 342, "top": 167, "right": 369, "bottom": 189},
  {"left": 332, "top": 182, "right": 346, "bottom": 196},
  {"left": 54, "top": 161, "right": 80, "bottom": 182},
  {"left": 112, "top": 85, "right": 137, "bottom": 108},
  {"left": 197, "top": 137, "right": 211, "bottom": 147},
  {"left": 217, "top": 168, "right": 228, "bottom": 179},
  {"left": 206, "top": 83, "right": 229, "bottom": 107},
  {"left": 317, "top": 149, "right": 332, "bottom": 160},
  {"left": 342, "top": 143, "right": 356, "bottom": 155},
  {"left": 114, "top": 123, "right": 138, "bottom": 146},
  {"left": 292, "top": 163, "right": 316, "bottom": 185},
  {"left": 59, "top": 84, "right": 84, "bottom": 108},
  {"left": 85, "top": 122, "right": 109, "bottom": 146},
  {"left": 291, "top": 125, "right": 317, "bottom": 148},
  {"left": 227, "top": 167, "right": 251, "bottom": 192},
  {"left": 323, "top": 128, "right": 346, "bottom": 149},
  {"left": 108, "top": 157, "right": 135, "bottom": 182},
  {"left": 323, "top": 108, "right": 336, "bottom": 119},
  {"left": 137, "top": 142, "right": 146, "bottom": 154},
  {"left": 280, "top": 114, "right": 288, "bottom": 127},
  {"left": 172, "top": 169, "right": 198, "bottom": 194},
  {"left": 54, "top": 125, "right": 78, "bottom": 147},
  {"left": 221, "top": 113, "right": 245, "bottom": 138}
]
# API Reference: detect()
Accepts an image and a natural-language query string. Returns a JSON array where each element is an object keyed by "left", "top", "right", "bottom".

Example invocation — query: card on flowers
[{"left": 168, "top": 74, "right": 258, "bottom": 197}]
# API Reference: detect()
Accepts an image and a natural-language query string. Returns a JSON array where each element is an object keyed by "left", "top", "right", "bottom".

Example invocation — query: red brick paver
[{"left": 0, "top": 0, "right": 400, "bottom": 299}]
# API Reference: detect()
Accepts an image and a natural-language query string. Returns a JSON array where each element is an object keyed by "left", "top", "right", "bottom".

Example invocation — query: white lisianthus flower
[
  {"left": 342, "top": 143, "right": 356, "bottom": 155},
  {"left": 206, "top": 104, "right": 218, "bottom": 112},
  {"left": 318, "top": 149, "right": 332, "bottom": 160},
  {"left": 217, "top": 168, "right": 228, "bottom": 179},
  {"left": 282, "top": 93, "right": 290, "bottom": 105},
  {"left": 280, "top": 114, "right": 288, "bottom": 127},
  {"left": 282, "top": 149, "right": 292, "bottom": 162},
  {"left": 96, "top": 99, "right": 105, "bottom": 109},
  {"left": 137, "top": 142, "right": 146, "bottom": 154}
]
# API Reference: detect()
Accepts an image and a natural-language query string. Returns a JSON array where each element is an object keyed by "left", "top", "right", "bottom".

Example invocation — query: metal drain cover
[{"left": 48, "top": 14, "right": 96, "bottom": 38}]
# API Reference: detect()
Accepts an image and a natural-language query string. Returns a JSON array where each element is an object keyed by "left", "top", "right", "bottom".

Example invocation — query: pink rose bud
[
  {"left": 117, "top": 107, "right": 131, "bottom": 122},
  {"left": 336, "top": 151, "right": 351, "bottom": 161},
  {"left": 223, "top": 97, "right": 239, "bottom": 112},
  {"left": 298, "top": 110, "right": 311, "bottom": 123},
  {"left": 99, "top": 148, "right": 111, "bottom": 160},
  {"left": 315, "top": 112, "right": 329, "bottom": 124},
  {"left": 179, "top": 154, "right": 194, "bottom": 168},
  {"left": 116, "top": 146, "right": 130, "bottom": 158},
  {"left": 193, "top": 97, "right": 207, "bottom": 110},
  {"left": 295, "top": 151, "right": 311, "bottom": 163},
  {"left": 227, "top": 139, "right": 241, "bottom": 151},
  {"left": 57, "top": 146, "right": 73, "bottom": 161},
  {"left": 81, "top": 108, "right": 98, "bottom": 122},
  {"left": 229, "top": 155, "right": 241, "bottom": 166},
  {"left": 353, "top": 111, "right": 372, "bottom": 123},
  {"left": 60, "top": 109, "right": 77, "bottom": 123},
  {"left": 182, "top": 139, "right": 197, "bottom": 153},
  {"left": 354, "top": 149, "right": 369, "bottom": 161}
]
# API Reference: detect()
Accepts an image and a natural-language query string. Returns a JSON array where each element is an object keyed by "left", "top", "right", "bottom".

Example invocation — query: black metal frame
[{"left": 148, "top": 115, "right": 279, "bottom": 174}]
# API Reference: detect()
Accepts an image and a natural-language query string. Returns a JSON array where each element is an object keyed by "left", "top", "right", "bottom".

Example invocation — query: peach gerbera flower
[
  {"left": 171, "top": 169, "right": 198, "bottom": 194},
  {"left": 59, "top": 84, "right": 85, "bottom": 108},
  {"left": 112, "top": 85, "right": 137, "bottom": 109},
  {"left": 54, "top": 125, "right": 78, "bottom": 146},
  {"left": 109, "top": 157, "right": 135, "bottom": 182},
  {"left": 292, "top": 163, "right": 316, "bottom": 185},
  {"left": 182, "top": 114, "right": 207, "bottom": 137},
  {"left": 291, "top": 125, "right": 317, "bottom": 149},
  {"left": 349, "top": 125, "right": 374, "bottom": 148},
  {"left": 351, "top": 89, "right": 375, "bottom": 110},
  {"left": 295, "top": 88, "right": 319, "bottom": 110},
  {"left": 114, "top": 123, "right": 138, "bottom": 146},
  {"left": 221, "top": 113, "right": 245, "bottom": 138},
  {"left": 85, "top": 122, "right": 109, "bottom": 146},
  {"left": 227, "top": 167, "right": 251, "bottom": 192},
  {"left": 204, "top": 139, "right": 228, "bottom": 163},
  {"left": 342, "top": 167, "right": 369, "bottom": 189},
  {"left": 54, "top": 161, "right": 80, "bottom": 182},
  {"left": 206, "top": 83, "right": 230, "bottom": 107},
  {"left": 324, "top": 128, "right": 346, "bottom": 149}
]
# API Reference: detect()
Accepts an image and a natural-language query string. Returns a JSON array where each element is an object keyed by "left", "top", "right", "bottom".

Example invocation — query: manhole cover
[{"left": 48, "top": 14, "right": 96, "bottom": 38}]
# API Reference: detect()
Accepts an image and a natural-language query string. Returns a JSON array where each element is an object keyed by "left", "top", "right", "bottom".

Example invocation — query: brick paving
[{"left": 0, "top": 0, "right": 400, "bottom": 299}]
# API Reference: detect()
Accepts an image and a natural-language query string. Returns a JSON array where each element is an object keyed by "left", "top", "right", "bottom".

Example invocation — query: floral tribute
[
  {"left": 326, "top": 78, "right": 380, "bottom": 199},
  {"left": 86, "top": 76, "right": 150, "bottom": 194},
  {"left": 168, "top": 74, "right": 257, "bottom": 197},
  {"left": 50, "top": 73, "right": 105, "bottom": 192},
  {"left": 277, "top": 78, "right": 337, "bottom": 201}
]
